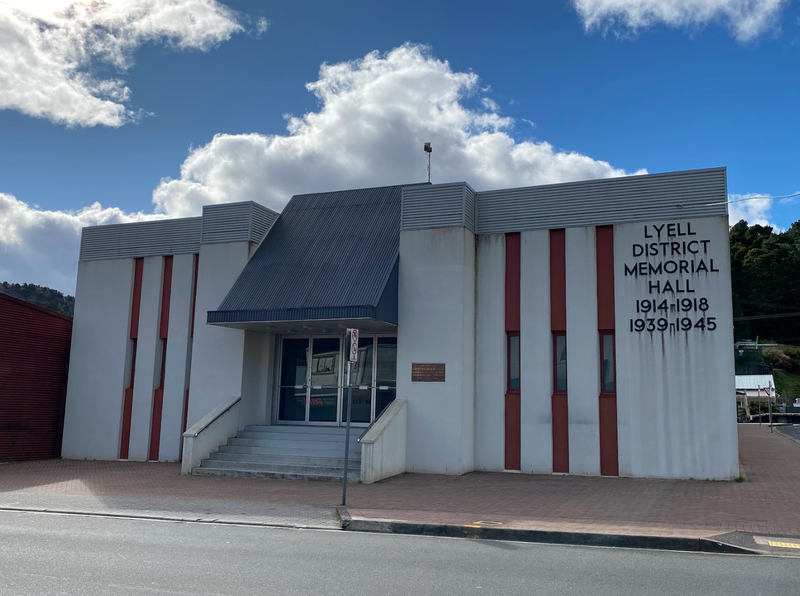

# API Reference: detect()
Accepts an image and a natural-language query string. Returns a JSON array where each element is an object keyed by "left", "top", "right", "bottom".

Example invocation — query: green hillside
[{"left": 0, "top": 282, "right": 74, "bottom": 317}]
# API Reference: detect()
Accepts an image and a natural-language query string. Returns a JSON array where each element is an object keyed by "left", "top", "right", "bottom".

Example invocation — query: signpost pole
[
  {"left": 768, "top": 381, "right": 773, "bottom": 433},
  {"left": 342, "top": 328, "right": 358, "bottom": 506},
  {"left": 758, "top": 386, "right": 762, "bottom": 425}
]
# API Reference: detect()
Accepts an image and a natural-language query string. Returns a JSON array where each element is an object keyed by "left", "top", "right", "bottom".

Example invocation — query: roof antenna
[{"left": 424, "top": 142, "right": 432, "bottom": 183}]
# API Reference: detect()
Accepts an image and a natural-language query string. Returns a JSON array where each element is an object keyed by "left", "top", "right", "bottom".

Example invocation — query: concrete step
[
  {"left": 236, "top": 430, "right": 361, "bottom": 443},
  {"left": 192, "top": 466, "right": 360, "bottom": 483},
  {"left": 243, "top": 425, "right": 360, "bottom": 435},
  {"left": 210, "top": 451, "right": 359, "bottom": 467},
  {"left": 200, "top": 459, "right": 357, "bottom": 476},
  {"left": 218, "top": 444, "right": 360, "bottom": 458},
  {"left": 228, "top": 437, "right": 361, "bottom": 451},
  {"left": 223, "top": 443, "right": 360, "bottom": 458}
]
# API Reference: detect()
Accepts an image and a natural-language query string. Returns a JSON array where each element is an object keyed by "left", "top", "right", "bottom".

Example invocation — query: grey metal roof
[
  {"left": 735, "top": 375, "right": 775, "bottom": 390},
  {"left": 209, "top": 184, "right": 409, "bottom": 326}
]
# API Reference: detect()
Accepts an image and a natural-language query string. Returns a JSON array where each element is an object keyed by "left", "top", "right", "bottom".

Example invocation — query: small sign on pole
[{"left": 347, "top": 328, "right": 359, "bottom": 363}]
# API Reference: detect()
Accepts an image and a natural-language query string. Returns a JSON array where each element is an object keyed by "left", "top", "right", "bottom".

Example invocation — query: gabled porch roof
[{"left": 207, "top": 184, "right": 411, "bottom": 331}]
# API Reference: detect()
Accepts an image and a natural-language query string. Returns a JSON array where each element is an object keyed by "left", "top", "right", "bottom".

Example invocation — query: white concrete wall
[
  {"left": 240, "top": 331, "right": 275, "bottom": 427},
  {"left": 62, "top": 259, "right": 134, "bottom": 460},
  {"left": 614, "top": 216, "right": 738, "bottom": 479},
  {"left": 398, "top": 226, "right": 475, "bottom": 474},
  {"left": 158, "top": 254, "right": 196, "bottom": 461},
  {"left": 360, "top": 399, "right": 407, "bottom": 484},
  {"left": 186, "top": 241, "right": 250, "bottom": 428},
  {"left": 565, "top": 227, "right": 601, "bottom": 475},
  {"left": 474, "top": 234, "right": 505, "bottom": 471},
  {"left": 519, "top": 230, "right": 553, "bottom": 473},
  {"left": 128, "top": 256, "right": 164, "bottom": 461},
  {"left": 181, "top": 397, "right": 241, "bottom": 474}
]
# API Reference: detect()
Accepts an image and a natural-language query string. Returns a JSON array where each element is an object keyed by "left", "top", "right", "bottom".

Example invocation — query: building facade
[
  {"left": 1, "top": 293, "right": 72, "bottom": 461},
  {"left": 62, "top": 167, "right": 739, "bottom": 480}
]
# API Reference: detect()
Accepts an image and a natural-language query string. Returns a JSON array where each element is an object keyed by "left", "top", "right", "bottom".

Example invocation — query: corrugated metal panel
[
  {"left": 201, "top": 202, "right": 253, "bottom": 244},
  {"left": 80, "top": 201, "right": 279, "bottom": 261},
  {"left": 250, "top": 203, "right": 279, "bottom": 243},
  {"left": 476, "top": 168, "right": 728, "bottom": 234},
  {"left": 0, "top": 294, "right": 72, "bottom": 461},
  {"left": 209, "top": 306, "right": 376, "bottom": 324},
  {"left": 464, "top": 184, "right": 477, "bottom": 233},
  {"left": 80, "top": 217, "right": 201, "bottom": 261},
  {"left": 401, "top": 182, "right": 467, "bottom": 230},
  {"left": 210, "top": 185, "right": 406, "bottom": 324}
]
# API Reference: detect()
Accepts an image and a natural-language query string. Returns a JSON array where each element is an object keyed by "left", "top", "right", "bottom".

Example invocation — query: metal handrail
[{"left": 190, "top": 396, "right": 241, "bottom": 438}]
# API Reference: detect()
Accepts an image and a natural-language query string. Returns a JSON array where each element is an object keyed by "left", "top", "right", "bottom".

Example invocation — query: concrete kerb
[
  {"left": 338, "top": 515, "right": 759, "bottom": 555},
  {"left": 0, "top": 505, "right": 333, "bottom": 531}
]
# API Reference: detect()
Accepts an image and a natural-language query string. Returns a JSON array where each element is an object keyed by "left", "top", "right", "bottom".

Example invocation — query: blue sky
[{"left": 0, "top": 0, "right": 798, "bottom": 292}]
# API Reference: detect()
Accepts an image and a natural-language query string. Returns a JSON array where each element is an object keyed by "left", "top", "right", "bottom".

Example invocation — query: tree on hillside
[
  {"left": 730, "top": 219, "right": 800, "bottom": 344},
  {"left": 0, "top": 282, "right": 75, "bottom": 317}
]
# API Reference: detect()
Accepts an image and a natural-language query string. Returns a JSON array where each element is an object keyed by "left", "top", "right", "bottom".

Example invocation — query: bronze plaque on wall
[{"left": 412, "top": 363, "right": 446, "bottom": 382}]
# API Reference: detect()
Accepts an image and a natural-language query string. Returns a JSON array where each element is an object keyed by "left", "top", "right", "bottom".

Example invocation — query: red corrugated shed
[{"left": 0, "top": 292, "right": 72, "bottom": 461}]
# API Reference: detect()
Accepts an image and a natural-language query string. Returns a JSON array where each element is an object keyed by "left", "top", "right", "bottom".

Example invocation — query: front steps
[{"left": 192, "top": 425, "right": 363, "bottom": 482}]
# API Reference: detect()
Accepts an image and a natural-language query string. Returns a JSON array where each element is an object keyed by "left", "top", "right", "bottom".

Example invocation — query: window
[
  {"left": 554, "top": 334, "right": 567, "bottom": 392},
  {"left": 507, "top": 333, "right": 520, "bottom": 391},
  {"left": 600, "top": 333, "right": 615, "bottom": 393}
]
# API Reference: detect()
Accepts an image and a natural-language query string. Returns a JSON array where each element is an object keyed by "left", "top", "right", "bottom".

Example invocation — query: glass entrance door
[
  {"left": 279, "top": 336, "right": 342, "bottom": 424},
  {"left": 339, "top": 335, "right": 397, "bottom": 425},
  {"left": 278, "top": 338, "right": 308, "bottom": 422},
  {"left": 308, "top": 337, "right": 340, "bottom": 423},
  {"left": 279, "top": 334, "right": 396, "bottom": 425}
]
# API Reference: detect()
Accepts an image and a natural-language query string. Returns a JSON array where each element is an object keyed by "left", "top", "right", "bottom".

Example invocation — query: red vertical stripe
[
  {"left": 505, "top": 233, "right": 521, "bottom": 332},
  {"left": 550, "top": 229, "right": 569, "bottom": 473},
  {"left": 599, "top": 396, "right": 619, "bottom": 476},
  {"left": 159, "top": 256, "right": 173, "bottom": 339},
  {"left": 596, "top": 226, "right": 619, "bottom": 476},
  {"left": 149, "top": 257, "right": 173, "bottom": 461},
  {"left": 549, "top": 230, "right": 566, "bottom": 332},
  {"left": 119, "top": 387, "right": 134, "bottom": 459},
  {"left": 190, "top": 254, "right": 199, "bottom": 338},
  {"left": 129, "top": 258, "right": 144, "bottom": 339},
  {"left": 182, "top": 389, "right": 190, "bottom": 436},
  {"left": 552, "top": 395, "right": 569, "bottom": 473},
  {"left": 120, "top": 258, "right": 144, "bottom": 459},
  {"left": 596, "top": 226, "right": 615, "bottom": 329},
  {"left": 504, "top": 233, "right": 521, "bottom": 471}
]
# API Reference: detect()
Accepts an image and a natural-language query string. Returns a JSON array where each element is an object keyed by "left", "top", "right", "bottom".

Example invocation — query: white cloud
[
  {"left": 0, "top": 193, "right": 161, "bottom": 293},
  {"left": 2, "top": 43, "right": 644, "bottom": 292},
  {"left": 0, "top": 0, "right": 243, "bottom": 127},
  {"left": 152, "top": 44, "right": 644, "bottom": 217},
  {"left": 572, "top": 0, "right": 789, "bottom": 41},
  {"left": 728, "top": 193, "right": 781, "bottom": 229}
]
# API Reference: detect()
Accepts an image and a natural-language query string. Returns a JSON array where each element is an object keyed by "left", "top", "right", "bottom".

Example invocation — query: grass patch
[
  {"left": 735, "top": 476, "right": 745, "bottom": 483},
  {"left": 774, "top": 369, "right": 800, "bottom": 402}
]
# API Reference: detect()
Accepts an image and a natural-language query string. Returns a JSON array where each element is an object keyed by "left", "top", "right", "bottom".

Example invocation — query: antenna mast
[{"left": 424, "top": 142, "right": 432, "bottom": 183}]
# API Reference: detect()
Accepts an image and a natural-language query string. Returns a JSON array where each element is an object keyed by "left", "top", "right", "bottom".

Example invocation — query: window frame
[
  {"left": 553, "top": 333, "right": 567, "bottom": 393},
  {"left": 599, "top": 331, "right": 616, "bottom": 395},
  {"left": 507, "top": 332, "right": 520, "bottom": 393}
]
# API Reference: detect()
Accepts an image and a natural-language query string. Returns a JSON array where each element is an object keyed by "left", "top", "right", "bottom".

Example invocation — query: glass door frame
[
  {"left": 342, "top": 333, "right": 397, "bottom": 427},
  {"left": 275, "top": 333, "right": 396, "bottom": 427},
  {"left": 276, "top": 335, "right": 344, "bottom": 426}
]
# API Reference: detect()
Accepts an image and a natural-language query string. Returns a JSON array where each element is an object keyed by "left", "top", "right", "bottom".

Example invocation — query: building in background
[
  {"left": 62, "top": 167, "right": 739, "bottom": 481},
  {"left": 0, "top": 293, "right": 72, "bottom": 461}
]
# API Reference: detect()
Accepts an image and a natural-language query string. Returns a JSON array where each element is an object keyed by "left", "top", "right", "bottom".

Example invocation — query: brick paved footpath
[{"left": 1, "top": 424, "right": 798, "bottom": 538}]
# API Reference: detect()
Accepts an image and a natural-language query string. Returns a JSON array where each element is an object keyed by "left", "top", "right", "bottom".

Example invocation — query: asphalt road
[
  {"left": 777, "top": 424, "right": 800, "bottom": 443},
  {"left": 1, "top": 511, "right": 798, "bottom": 596}
]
